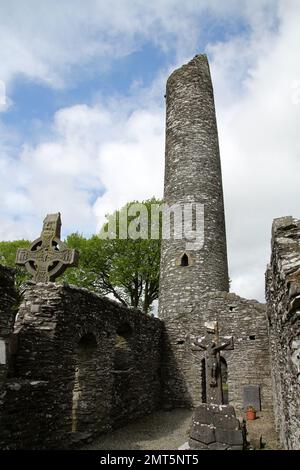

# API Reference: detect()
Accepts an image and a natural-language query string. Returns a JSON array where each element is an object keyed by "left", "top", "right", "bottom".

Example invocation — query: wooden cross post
[
  {"left": 191, "top": 321, "right": 234, "bottom": 404},
  {"left": 16, "top": 213, "right": 79, "bottom": 283}
]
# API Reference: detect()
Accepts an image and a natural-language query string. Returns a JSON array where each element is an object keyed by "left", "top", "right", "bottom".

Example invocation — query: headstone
[
  {"left": 0, "top": 339, "right": 6, "bottom": 364},
  {"left": 243, "top": 385, "right": 261, "bottom": 411},
  {"left": 16, "top": 213, "right": 79, "bottom": 283}
]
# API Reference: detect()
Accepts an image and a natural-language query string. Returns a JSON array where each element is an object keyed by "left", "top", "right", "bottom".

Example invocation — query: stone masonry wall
[
  {"left": 0, "top": 283, "right": 162, "bottom": 449},
  {"left": 162, "top": 291, "right": 272, "bottom": 412},
  {"left": 266, "top": 216, "right": 300, "bottom": 450},
  {"left": 0, "top": 265, "right": 17, "bottom": 387},
  {"left": 0, "top": 265, "right": 17, "bottom": 337}
]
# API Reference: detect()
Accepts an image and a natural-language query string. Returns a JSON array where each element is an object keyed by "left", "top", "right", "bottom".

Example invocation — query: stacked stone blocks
[{"left": 189, "top": 404, "right": 245, "bottom": 450}]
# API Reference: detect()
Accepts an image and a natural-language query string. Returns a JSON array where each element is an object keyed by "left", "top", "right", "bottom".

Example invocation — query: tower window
[
  {"left": 249, "top": 335, "right": 256, "bottom": 340},
  {"left": 180, "top": 253, "right": 189, "bottom": 266}
]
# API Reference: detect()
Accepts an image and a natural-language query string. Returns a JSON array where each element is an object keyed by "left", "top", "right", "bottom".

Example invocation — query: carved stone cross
[
  {"left": 191, "top": 321, "right": 234, "bottom": 404},
  {"left": 16, "top": 213, "right": 79, "bottom": 283}
]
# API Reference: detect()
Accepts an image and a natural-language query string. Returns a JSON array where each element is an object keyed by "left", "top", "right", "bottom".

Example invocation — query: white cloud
[
  {"left": 0, "top": 0, "right": 207, "bottom": 89},
  {"left": 1, "top": 0, "right": 300, "bottom": 304},
  {"left": 209, "top": 0, "right": 300, "bottom": 300},
  {"left": 0, "top": 98, "right": 165, "bottom": 240},
  {"left": 94, "top": 107, "right": 164, "bottom": 227},
  {"left": 0, "top": 80, "right": 8, "bottom": 112},
  {"left": 0, "top": 1, "right": 280, "bottom": 89}
]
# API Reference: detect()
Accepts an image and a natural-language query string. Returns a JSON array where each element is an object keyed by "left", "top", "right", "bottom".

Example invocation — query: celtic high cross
[{"left": 16, "top": 213, "right": 79, "bottom": 283}]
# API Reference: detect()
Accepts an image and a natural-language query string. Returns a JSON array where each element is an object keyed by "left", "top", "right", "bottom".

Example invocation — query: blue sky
[
  {"left": 4, "top": 42, "right": 166, "bottom": 129},
  {"left": 2, "top": 12, "right": 249, "bottom": 144},
  {"left": 1, "top": 0, "right": 300, "bottom": 301}
]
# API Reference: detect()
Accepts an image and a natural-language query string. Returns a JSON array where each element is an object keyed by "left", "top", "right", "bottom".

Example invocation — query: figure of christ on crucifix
[{"left": 191, "top": 321, "right": 234, "bottom": 405}]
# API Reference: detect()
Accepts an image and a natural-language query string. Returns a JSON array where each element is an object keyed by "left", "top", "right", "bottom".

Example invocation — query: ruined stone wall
[
  {"left": 0, "top": 265, "right": 17, "bottom": 337},
  {"left": 266, "top": 216, "right": 300, "bottom": 450},
  {"left": 159, "top": 55, "right": 229, "bottom": 322},
  {"left": 162, "top": 292, "right": 272, "bottom": 413},
  {"left": 0, "top": 265, "right": 17, "bottom": 386},
  {"left": 0, "top": 283, "right": 162, "bottom": 449}
]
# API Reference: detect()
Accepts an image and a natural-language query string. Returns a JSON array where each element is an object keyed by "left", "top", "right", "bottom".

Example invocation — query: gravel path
[
  {"left": 81, "top": 409, "right": 280, "bottom": 450},
  {"left": 245, "top": 411, "right": 281, "bottom": 450},
  {"left": 82, "top": 410, "right": 193, "bottom": 450}
]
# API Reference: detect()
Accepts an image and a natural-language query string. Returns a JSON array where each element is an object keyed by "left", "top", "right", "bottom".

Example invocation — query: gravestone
[
  {"left": 243, "top": 385, "right": 261, "bottom": 411},
  {"left": 16, "top": 213, "right": 78, "bottom": 283}
]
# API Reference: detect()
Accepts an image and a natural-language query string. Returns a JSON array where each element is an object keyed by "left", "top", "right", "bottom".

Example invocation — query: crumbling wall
[
  {"left": 0, "top": 265, "right": 17, "bottom": 385},
  {"left": 162, "top": 292, "right": 272, "bottom": 412},
  {"left": 0, "top": 283, "right": 162, "bottom": 449},
  {"left": 266, "top": 216, "right": 300, "bottom": 450},
  {"left": 0, "top": 265, "right": 17, "bottom": 336}
]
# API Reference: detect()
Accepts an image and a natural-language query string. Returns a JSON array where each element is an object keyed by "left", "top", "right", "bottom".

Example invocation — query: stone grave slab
[
  {"left": 189, "top": 403, "right": 246, "bottom": 450},
  {"left": 243, "top": 385, "right": 261, "bottom": 411},
  {"left": 0, "top": 339, "right": 6, "bottom": 364}
]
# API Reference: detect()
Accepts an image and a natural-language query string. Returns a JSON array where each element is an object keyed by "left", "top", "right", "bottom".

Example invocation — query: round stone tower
[{"left": 158, "top": 54, "right": 229, "bottom": 320}]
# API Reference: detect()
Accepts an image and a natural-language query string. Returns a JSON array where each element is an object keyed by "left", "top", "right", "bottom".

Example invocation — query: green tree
[
  {"left": 62, "top": 198, "right": 162, "bottom": 313},
  {"left": 0, "top": 239, "right": 30, "bottom": 287},
  {"left": 0, "top": 198, "right": 162, "bottom": 313}
]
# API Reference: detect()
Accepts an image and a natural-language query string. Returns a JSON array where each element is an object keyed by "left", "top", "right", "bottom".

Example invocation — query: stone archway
[{"left": 72, "top": 333, "right": 98, "bottom": 434}]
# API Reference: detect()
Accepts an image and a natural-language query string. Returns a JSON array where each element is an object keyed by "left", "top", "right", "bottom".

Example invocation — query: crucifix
[
  {"left": 191, "top": 321, "right": 234, "bottom": 404},
  {"left": 16, "top": 213, "right": 79, "bottom": 283}
]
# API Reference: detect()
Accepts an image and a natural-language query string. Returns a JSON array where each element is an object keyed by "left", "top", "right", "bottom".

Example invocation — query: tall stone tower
[
  {"left": 158, "top": 54, "right": 229, "bottom": 321},
  {"left": 158, "top": 56, "right": 272, "bottom": 412}
]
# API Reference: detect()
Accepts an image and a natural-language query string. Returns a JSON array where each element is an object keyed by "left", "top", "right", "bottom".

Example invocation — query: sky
[{"left": 0, "top": 0, "right": 300, "bottom": 301}]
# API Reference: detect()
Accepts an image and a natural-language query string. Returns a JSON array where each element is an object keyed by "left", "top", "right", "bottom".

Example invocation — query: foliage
[
  {"left": 0, "top": 198, "right": 162, "bottom": 313},
  {"left": 0, "top": 239, "right": 31, "bottom": 287},
  {"left": 61, "top": 197, "right": 162, "bottom": 313},
  {"left": 246, "top": 405, "right": 256, "bottom": 412}
]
